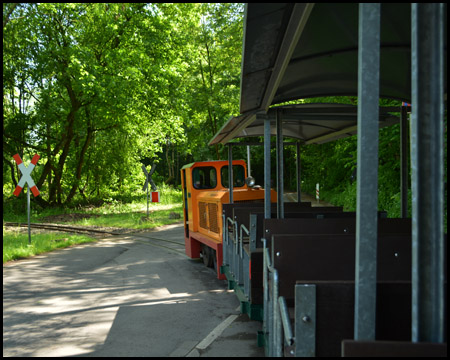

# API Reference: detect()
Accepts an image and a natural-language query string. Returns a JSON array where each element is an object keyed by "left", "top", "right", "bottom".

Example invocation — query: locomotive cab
[{"left": 181, "top": 160, "right": 275, "bottom": 279}]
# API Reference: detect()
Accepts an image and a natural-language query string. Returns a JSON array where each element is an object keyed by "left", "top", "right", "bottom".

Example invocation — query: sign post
[
  {"left": 142, "top": 165, "right": 150, "bottom": 217},
  {"left": 142, "top": 163, "right": 159, "bottom": 217},
  {"left": 27, "top": 186, "right": 31, "bottom": 244},
  {"left": 13, "top": 154, "right": 40, "bottom": 244}
]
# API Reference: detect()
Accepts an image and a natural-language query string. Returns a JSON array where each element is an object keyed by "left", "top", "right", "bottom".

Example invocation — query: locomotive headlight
[{"left": 245, "top": 176, "right": 256, "bottom": 188}]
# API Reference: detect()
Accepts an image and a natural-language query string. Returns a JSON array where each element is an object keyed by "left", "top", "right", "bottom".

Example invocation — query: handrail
[
  {"left": 234, "top": 219, "right": 239, "bottom": 254},
  {"left": 263, "top": 238, "right": 295, "bottom": 356},
  {"left": 278, "top": 296, "right": 294, "bottom": 346},
  {"left": 264, "top": 244, "right": 275, "bottom": 273},
  {"left": 273, "top": 268, "right": 281, "bottom": 356},
  {"left": 225, "top": 216, "right": 234, "bottom": 246},
  {"left": 263, "top": 239, "right": 282, "bottom": 356},
  {"left": 240, "top": 224, "right": 249, "bottom": 257}
]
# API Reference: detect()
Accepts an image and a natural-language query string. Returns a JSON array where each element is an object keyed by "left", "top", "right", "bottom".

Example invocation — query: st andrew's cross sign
[
  {"left": 142, "top": 163, "right": 160, "bottom": 217},
  {"left": 12, "top": 153, "right": 40, "bottom": 245},
  {"left": 13, "top": 153, "right": 40, "bottom": 197}
]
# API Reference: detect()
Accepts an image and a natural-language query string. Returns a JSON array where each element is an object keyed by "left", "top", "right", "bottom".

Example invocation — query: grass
[
  {"left": 3, "top": 185, "right": 183, "bottom": 227},
  {"left": 72, "top": 204, "right": 184, "bottom": 229},
  {"left": 3, "top": 185, "right": 184, "bottom": 263},
  {"left": 3, "top": 229, "right": 97, "bottom": 263}
]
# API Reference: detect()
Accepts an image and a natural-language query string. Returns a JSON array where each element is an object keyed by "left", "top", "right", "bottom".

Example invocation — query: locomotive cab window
[
  {"left": 221, "top": 165, "right": 245, "bottom": 188},
  {"left": 193, "top": 167, "right": 217, "bottom": 189}
]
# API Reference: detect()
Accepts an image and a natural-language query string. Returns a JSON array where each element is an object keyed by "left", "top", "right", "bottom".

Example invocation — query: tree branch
[
  {"left": 3, "top": 3, "right": 19, "bottom": 28},
  {"left": 3, "top": 133, "right": 45, "bottom": 152},
  {"left": 3, "top": 155, "right": 18, "bottom": 187}
]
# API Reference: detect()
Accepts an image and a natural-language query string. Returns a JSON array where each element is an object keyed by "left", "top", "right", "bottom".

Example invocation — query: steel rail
[
  {"left": 4, "top": 222, "right": 121, "bottom": 235},
  {"left": 4, "top": 222, "right": 187, "bottom": 256}
]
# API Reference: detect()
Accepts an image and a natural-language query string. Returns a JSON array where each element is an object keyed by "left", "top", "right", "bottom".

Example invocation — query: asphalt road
[{"left": 3, "top": 224, "right": 264, "bottom": 357}]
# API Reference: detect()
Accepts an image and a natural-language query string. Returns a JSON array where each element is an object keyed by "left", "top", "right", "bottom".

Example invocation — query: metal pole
[
  {"left": 264, "top": 117, "right": 271, "bottom": 219},
  {"left": 228, "top": 144, "right": 233, "bottom": 204},
  {"left": 27, "top": 186, "right": 31, "bottom": 245},
  {"left": 354, "top": 3, "right": 380, "bottom": 341},
  {"left": 247, "top": 145, "right": 251, "bottom": 177},
  {"left": 276, "top": 109, "right": 284, "bottom": 219},
  {"left": 273, "top": 269, "right": 281, "bottom": 356},
  {"left": 400, "top": 106, "right": 409, "bottom": 218},
  {"left": 296, "top": 142, "right": 301, "bottom": 203},
  {"left": 411, "top": 3, "right": 445, "bottom": 343},
  {"left": 147, "top": 173, "right": 149, "bottom": 217},
  {"left": 263, "top": 239, "right": 269, "bottom": 352}
]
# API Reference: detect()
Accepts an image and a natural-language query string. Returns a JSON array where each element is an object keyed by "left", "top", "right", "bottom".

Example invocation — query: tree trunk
[
  {"left": 46, "top": 122, "right": 52, "bottom": 192},
  {"left": 65, "top": 126, "right": 93, "bottom": 204}
]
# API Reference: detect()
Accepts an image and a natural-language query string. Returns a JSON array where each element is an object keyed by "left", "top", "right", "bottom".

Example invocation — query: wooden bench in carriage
[
  {"left": 262, "top": 217, "right": 447, "bottom": 357},
  {"left": 221, "top": 202, "right": 351, "bottom": 319}
]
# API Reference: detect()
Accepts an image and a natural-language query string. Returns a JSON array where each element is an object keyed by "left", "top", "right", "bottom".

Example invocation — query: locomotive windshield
[
  {"left": 221, "top": 165, "right": 245, "bottom": 188},
  {"left": 192, "top": 167, "right": 217, "bottom": 189}
]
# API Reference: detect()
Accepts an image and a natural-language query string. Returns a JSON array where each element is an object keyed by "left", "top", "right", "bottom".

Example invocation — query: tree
[
  {"left": 3, "top": 3, "right": 246, "bottom": 206},
  {"left": 3, "top": 4, "right": 171, "bottom": 204},
  {"left": 177, "top": 3, "right": 244, "bottom": 161}
]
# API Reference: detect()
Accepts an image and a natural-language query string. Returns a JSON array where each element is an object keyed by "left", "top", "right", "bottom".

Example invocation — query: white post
[
  {"left": 27, "top": 186, "right": 31, "bottom": 245},
  {"left": 316, "top": 183, "right": 319, "bottom": 203},
  {"left": 146, "top": 174, "right": 149, "bottom": 217}
]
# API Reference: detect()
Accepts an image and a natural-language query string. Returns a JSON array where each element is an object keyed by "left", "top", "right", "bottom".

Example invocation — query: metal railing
[
  {"left": 223, "top": 215, "right": 245, "bottom": 284},
  {"left": 223, "top": 215, "right": 235, "bottom": 266},
  {"left": 262, "top": 238, "right": 295, "bottom": 357},
  {"left": 225, "top": 215, "right": 298, "bottom": 356}
]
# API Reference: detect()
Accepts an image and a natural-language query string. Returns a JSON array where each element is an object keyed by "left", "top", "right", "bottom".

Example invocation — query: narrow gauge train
[
  {"left": 181, "top": 160, "right": 276, "bottom": 279},
  {"left": 183, "top": 3, "right": 447, "bottom": 358},
  {"left": 181, "top": 108, "right": 446, "bottom": 357}
]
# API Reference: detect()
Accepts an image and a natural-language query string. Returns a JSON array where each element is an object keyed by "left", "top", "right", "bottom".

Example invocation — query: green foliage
[
  {"left": 3, "top": 231, "right": 96, "bottom": 263},
  {"left": 298, "top": 110, "right": 408, "bottom": 217},
  {"left": 3, "top": 183, "right": 182, "bottom": 220},
  {"left": 3, "top": 3, "right": 445, "bottom": 229},
  {"left": 73, "top": 204, "right": 183, "bottom": 229},
  {"left": 297, "top": 98, "right": 446, "bottom": 223},
  {"left": 3, "top": 3, "right": 244, "bottom": 207},
  {"left": 325, "top": 182, "right": 357, "bottom": 212}
]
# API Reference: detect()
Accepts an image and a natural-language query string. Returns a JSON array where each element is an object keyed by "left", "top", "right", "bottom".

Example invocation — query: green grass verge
[
  {"left": 3, "top": 199, "right": 183, "bottom": 230},
  {"left": 3, "top": 198, "right": 184, "bottom": 264},
  {"left": 3, "top": 230, "right": 97, "bottom": 263},
  {"left": 71, "top": 204, "right": 183, "bottom": 229}
]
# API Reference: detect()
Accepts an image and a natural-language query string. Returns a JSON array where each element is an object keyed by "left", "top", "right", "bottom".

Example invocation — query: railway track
[
  {"left": 3, "top": 222, "right": 187, "bottom": 256},
  {"left": 3, "top": 222, "right": 125, "bottom": 236}
]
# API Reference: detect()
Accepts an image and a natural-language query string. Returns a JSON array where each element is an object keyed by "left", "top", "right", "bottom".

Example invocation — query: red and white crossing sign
[
  {"left": 151, "top": 191, "right": 160, "bottom": 203},
  {"left": 13, "top": 153, "right": 40, "bottom": 197}
]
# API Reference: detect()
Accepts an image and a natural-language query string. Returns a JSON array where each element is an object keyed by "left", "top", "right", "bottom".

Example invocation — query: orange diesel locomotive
[{"left": 181, "top": 160, "right": 276, "bottom": 279}]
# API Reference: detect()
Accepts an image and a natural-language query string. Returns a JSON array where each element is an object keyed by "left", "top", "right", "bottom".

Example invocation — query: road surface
[{"left": 3, "top": 224, "right": 264, "bottom": 357}]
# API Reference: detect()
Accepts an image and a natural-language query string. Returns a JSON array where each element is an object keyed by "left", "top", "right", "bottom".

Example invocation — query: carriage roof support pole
[
  {"left": 228, "top": 143, "right": 233, "bottom": 204},
  {"left": 296, "top": 142, "right": 302, "bottom": 203},
  {"left": 411, "top": 3, "right": 445, "bottom": 343},
  {"left": 354, "top": 3, "right": 380, "bottom": 341},
  {"left": 400, "top": 106, "right": 409, "bottom": 218},
  {"left": 247, "top": 145, "right": 251, "bottom": 178},
  {"left": 264, "top": 117, "right": 271, "bottom": 219},
  {"left": 276, "top": 108, "right": 284, "bottom": 219}
]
